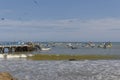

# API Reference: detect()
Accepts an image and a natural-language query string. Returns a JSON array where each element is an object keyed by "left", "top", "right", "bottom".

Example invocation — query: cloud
[
  {"left": 0, "top": 18, "right": 120, "bottom": 41},
  {"left": 0, "top": 18, "right": 119, "bottom": 32},
  {"left": 1, "top": 18, "right": 120, "bottom": 29}
]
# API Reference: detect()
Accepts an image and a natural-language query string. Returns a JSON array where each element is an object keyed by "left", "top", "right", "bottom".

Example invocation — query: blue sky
[{"left": 0, "top": 0, "right": 120, "bottom": 41}]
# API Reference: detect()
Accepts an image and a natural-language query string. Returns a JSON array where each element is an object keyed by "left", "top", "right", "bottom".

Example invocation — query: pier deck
[{"left": 0, "top": 44, "right": 35, "bottom": 53}]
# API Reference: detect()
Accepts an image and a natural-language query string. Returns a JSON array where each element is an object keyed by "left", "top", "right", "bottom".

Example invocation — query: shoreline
[
  {"left": 0, "top": 53, "right": 120, "bottom": 60},
  {"left": 27, "top": 54, "right": 120, "bottom": 60}
]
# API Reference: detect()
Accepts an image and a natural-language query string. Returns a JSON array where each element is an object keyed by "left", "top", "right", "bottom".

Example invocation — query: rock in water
[{"left": 0, "top": 72, "right": 17, "bottom": 80}]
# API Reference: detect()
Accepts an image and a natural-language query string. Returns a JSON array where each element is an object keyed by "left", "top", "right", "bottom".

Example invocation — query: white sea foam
[{"left": 0, "top": 60, "right": 120, "bottom": 80}]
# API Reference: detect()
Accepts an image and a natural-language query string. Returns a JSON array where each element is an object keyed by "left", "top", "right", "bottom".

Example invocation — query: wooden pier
[{"left": 0, "top": 42, "right": 40, "bottom": 53}]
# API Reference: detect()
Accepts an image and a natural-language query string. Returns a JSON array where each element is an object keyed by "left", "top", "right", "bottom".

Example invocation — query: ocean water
[
  {"left": 0, "top": 42, "right": 120, "bottom": 55},
  {"left": 0, "top": 42, "right": 120, "bottom": 80},
  {"left": 0, "top": 59, "right": 120, "bottom": 80},
  {"left": 39, "top": 42, "right": 120, "bottom": 55}
]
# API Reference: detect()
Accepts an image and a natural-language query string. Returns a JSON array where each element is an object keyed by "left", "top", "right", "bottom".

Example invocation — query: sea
[
  {"left": 38, "top": 42, "right": 120, "bottom": 55},
  {"left": 0, "top": 41, "right": 120, "bottom": 55},
  {"left": 0, "top": 42, "right": 120, "bottom": 80}
]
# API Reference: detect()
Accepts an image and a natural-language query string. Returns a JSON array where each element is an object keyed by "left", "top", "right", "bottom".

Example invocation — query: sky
[{"left": 0, "top": 0, "right": 120, "bottom": 42}]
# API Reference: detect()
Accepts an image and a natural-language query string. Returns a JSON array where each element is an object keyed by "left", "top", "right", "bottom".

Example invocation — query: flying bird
[
  {"left": 1, "top": 18, "right": 5, "bottom": 20},
  {"left": 33, "top": 0, "right": 39, "bottom": 6}
]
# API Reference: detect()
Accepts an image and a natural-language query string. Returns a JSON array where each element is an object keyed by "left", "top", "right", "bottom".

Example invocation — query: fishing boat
[
  {"left": 82, "top": 42, "right": 95, "bottom": 48},
  {"left": 98, "top": 42, "right": 112, "bottom": 48}
]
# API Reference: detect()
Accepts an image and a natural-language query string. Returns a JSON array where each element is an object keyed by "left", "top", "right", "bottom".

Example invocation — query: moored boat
[{"left": 41, "top": 48, "right": 51, "bottom": 51}]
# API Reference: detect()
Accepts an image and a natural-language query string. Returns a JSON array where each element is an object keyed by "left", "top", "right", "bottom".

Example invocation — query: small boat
[
  {"left": 98, "top": 42, "right": 112, "bottom": 49},
  {"left": 41, "top": 48, "right": 51, "bottom": 51},
  {"left": 82, "top": 42, "right": 95, "bottom": 48}
]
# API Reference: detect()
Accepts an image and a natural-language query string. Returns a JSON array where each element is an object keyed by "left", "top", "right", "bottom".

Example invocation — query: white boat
[
  {"left": 98, "top": 42, "right": 112, "bottom": 48},
  {"left": 41, "top": 48, "right": 51, "bottom": 51}
]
